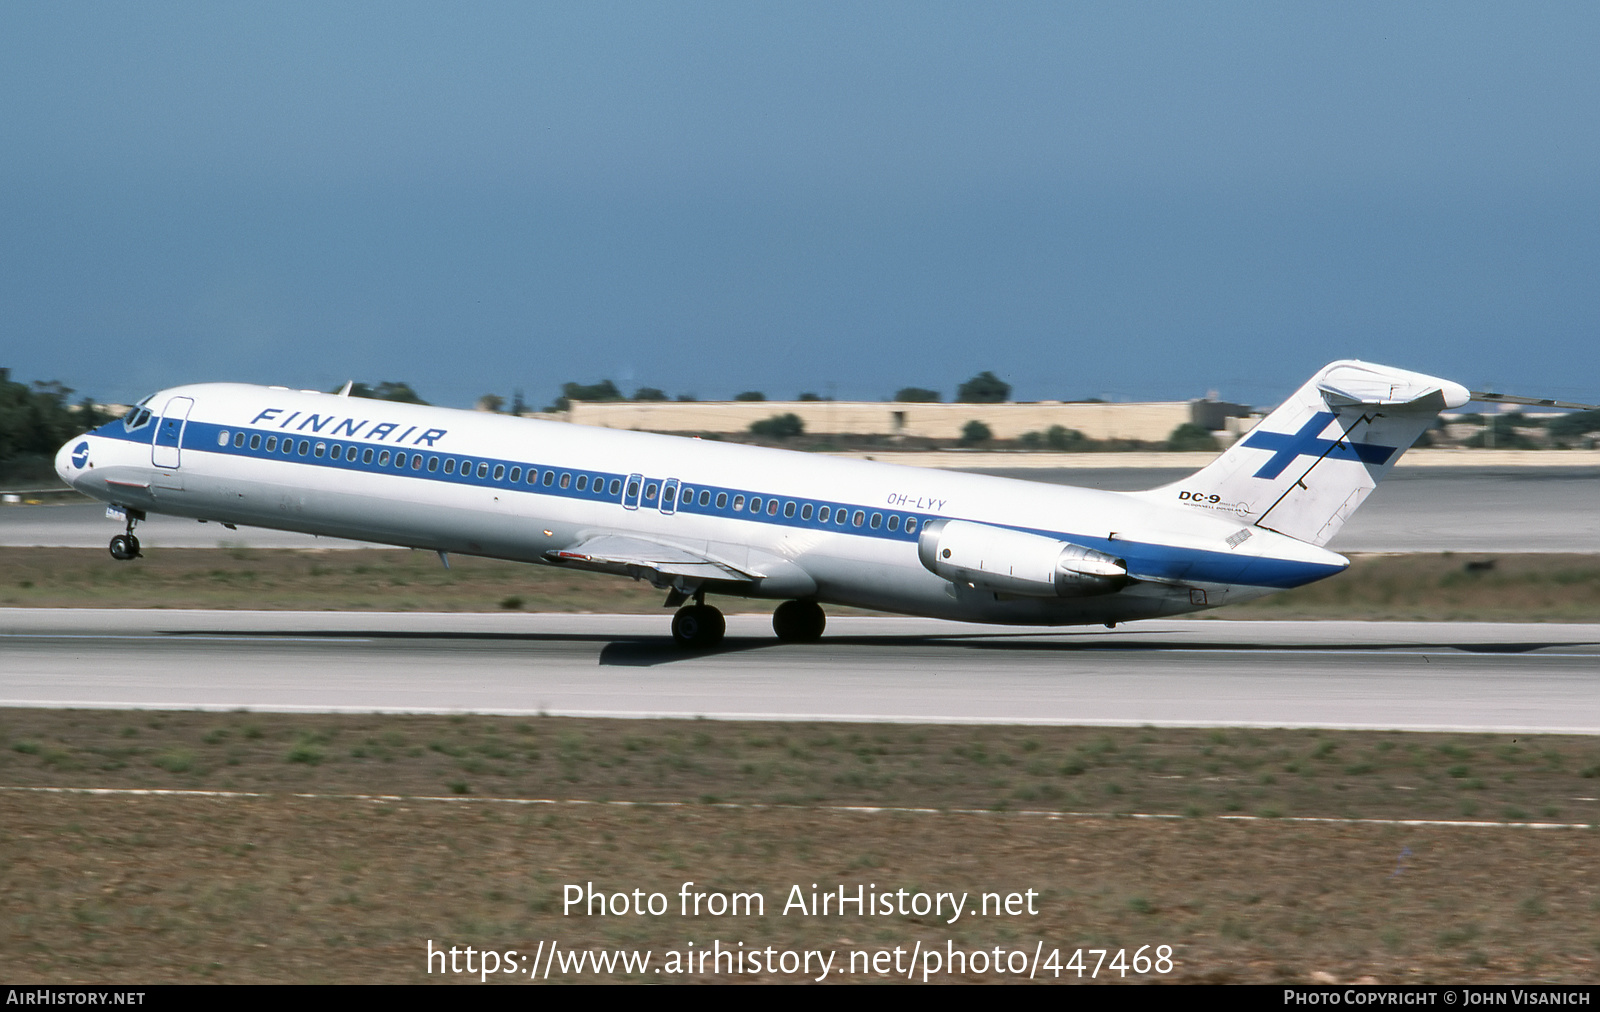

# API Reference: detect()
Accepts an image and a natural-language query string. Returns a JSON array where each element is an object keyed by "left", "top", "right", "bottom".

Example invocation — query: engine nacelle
[{"left": 917, "top": 519, "right": 1129, "bottom": 598}]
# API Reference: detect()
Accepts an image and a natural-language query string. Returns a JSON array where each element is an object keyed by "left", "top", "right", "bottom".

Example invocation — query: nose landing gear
[{"left": 108, "top": 508, "right": 144, "bottom": 561}]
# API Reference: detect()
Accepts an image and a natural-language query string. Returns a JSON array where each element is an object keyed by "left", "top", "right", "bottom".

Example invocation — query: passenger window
[
  {"left": 233, "top": 432, "right": 245, "bottom": 448},
  {"left": 427, "top": 457, "right": 439, "bottom": 472},
  {"left": 783, "top": 501, "right": 795, "bottom": 518},
  {"left": 378, "top": 450, "right": 390, "bottom": 466},
  {"left": 818, "top": 506, "right": 830, "bottom": 523},
  {"left": 716, "top": 492, "right": 728, "bottom": 509},
  {"left": 768, "top": 500, "right": 779, "bottom": 515},
  {"left": 298, "top": 440, "right": 310, "bottom": 455},
  {"left": 663, "top": 485, "right": 675, "bottom": 503},
  {"left": 527, "top": 470, "right": 539, "bottom": 484},
  {"left": 699, "top": 490, "right": 711, "bottom": 507},
  {"left": 472, "top": 461, "right": 485, "bottom": 478},
  {"left": 330, "top": 444, "right": 341, "bottom": 459},
  {"left": 870, "top": 513, "right": 882, "bottom": 529},
  {"left": 544, "top": 471, "right": 555, "bottom": 487},
  {"left": 576, "top": 475, "right": 587, "bottom": 491},
  {"left": 444, "top": 458, "right": 456, "bottom": 474},
  {"left": 362, "top": 448, "right": 374, "bottom": 464},
  {"left": 750, "top": 497, "right": 761, "bottom": 513},
  {"left": 626, "top": 479, "right": 638, "bottom": 496},
  {"left": 645, "top": 483, "right": 658, "bottom": 499},
  {"left": 314, "top": 442, "right": 325, "bottom": 457},
  {"left": 493, "top": 464, "right": 505, "bottom": 481},
  {"left": 510, "top": 467, "right": 521, "bottom": 483},
  {"left": 560, "top": 473, "right": 571, "bottom": 489},
  {"left": 249, "top": 434, "right": 261, "bottom": 450},
  {"left": 609, "top": 478, "right": 621, "bottom": 495},
  {"left": 852, "top": 510, "right": 864, "bottom": 527},
  {"left": 217, "top": 431, "right": 229, "bottom": 446},
  {"left": 266, "top": 436, "right": 277, "bottom": 452},
  {"left": 905, "top": 518, "right": 918, "bottom": 534},
  {"left": 801, "top": 503, "right": 813, "bottom": 520},
  {"left": 887, "top": 515, "right": 899, "bottom": 531},
  {"left": 732, "top": 495, "right": 744, "bottom": 511}
]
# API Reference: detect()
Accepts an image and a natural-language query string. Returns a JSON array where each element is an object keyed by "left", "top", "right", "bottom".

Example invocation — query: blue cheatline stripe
[{"left": 89, "top": 418, "right": 1341, "bottom": 590}]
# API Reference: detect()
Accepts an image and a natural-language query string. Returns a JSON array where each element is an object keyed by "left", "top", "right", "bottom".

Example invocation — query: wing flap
[{"left": 546, "top": 534, "right": 755, "bottom": 583}]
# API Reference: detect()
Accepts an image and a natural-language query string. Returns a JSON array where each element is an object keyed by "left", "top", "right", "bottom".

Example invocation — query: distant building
[{"left": 562, "top": 398, "right": 1256, "bottom": 442}]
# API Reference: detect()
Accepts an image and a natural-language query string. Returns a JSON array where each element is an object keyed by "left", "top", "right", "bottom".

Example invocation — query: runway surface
[
  {"left": 4, "top": 610, "right": 1597, "bottom": 734},
  {"left": 5, "top": 465, "right": 1596, "bottom": 552}
]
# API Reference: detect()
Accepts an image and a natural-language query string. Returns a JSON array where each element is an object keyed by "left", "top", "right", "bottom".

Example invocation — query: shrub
[
  {"left": 957, "top": 371, "right": 1010, "bottom": 403},
  {"left": 750, "top": 413, "right": 804, "bottom": 439},
  {"left": 1167, "top": 423, "right": 1220, "bottom": 451}
]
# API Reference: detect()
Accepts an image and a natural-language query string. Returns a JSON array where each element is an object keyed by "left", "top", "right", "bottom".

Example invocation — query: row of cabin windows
[
  {"left": 620, "top": 480, "right": 917, "bottom": 534},
  {"left": 679, "top": 484, "right": 915, "bottom": 533},
  {"left": 216, "top": 428, "right": 917, "bottom": 535},
  {"left": 217, "top": 428, "right": 622, "bottom": 494}
]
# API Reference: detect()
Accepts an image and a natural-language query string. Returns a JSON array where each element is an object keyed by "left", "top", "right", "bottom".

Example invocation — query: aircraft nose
[{"left": 55, "top": 438, "right": 89, "bottom": 485}]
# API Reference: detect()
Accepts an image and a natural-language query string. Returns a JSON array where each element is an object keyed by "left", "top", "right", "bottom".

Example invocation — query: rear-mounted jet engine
[{"left": 916, "top": 518, "right": 1129, "bottom": 598}]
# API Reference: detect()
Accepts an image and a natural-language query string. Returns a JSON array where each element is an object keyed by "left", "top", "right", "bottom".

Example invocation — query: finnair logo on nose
[
  {"left": 1240, "top": 412, "right": 1395, "bottom": 479},
  {"left": 71, "top": 442, "right": 90, "bottom": 469}
]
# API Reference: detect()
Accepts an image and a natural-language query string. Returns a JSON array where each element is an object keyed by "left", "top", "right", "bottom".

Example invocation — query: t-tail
[{"left": 1135, "top": 360, "right": 1470, "bottom": 546}]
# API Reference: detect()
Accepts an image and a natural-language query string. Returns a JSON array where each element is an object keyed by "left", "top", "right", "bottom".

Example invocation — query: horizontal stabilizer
[
  {"left": 1317, "top": 362, "right": 1470, "bottom": 411},
  {"left": 1467, "top": 391, "right": 1600, "bottom": 411}
]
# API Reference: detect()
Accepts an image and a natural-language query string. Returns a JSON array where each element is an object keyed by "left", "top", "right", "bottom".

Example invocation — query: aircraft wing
[{"left": 545, "top": 535, "right": 756, "bottom": 583}]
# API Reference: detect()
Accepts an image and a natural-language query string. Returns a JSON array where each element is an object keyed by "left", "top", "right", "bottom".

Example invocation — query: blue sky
[{"left": 3, "top": 3, "right": 1597, "bottom": 408}]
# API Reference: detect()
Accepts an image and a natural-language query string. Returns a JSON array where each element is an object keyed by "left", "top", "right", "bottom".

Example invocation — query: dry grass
[
  {"left": 1, "top": 711, "right": 1597, "bottom": 983},
  {"left": 2, "top": 547, "right": 1599, "bottom": 621},
  {"left": 0, "top": 547, "right": 671, "bottom": 613},
  {"left": 3, "top": 711, "right": 1598, "bottom": 823},
  {"left": 1231, "top": 553, "right": 1600, "bottom": 623}
]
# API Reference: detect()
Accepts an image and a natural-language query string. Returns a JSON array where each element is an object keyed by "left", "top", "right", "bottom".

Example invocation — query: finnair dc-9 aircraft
[{"left": 51, "top": 360, "right": 1546, "bottom": 648}]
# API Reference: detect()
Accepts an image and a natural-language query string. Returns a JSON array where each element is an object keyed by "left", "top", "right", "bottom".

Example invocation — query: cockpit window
[{"left": 122, "top": 406, "right": 154, "bottom": 432}]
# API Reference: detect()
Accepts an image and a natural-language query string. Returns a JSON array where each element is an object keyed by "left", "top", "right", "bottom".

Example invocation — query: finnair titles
[{"left": 55, "top": 361, "right": 1515, "bottom": 648}]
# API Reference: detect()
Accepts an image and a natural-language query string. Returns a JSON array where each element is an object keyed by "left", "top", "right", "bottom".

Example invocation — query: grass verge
[{"left": 1, "top": 548, "right": 1599, "bottom": 620}]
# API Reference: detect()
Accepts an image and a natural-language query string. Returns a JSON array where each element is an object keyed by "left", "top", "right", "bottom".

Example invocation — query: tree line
[
  {"left": 0, "top": 370, "right": 117, "bottom": 484},
  {"left": 9, "top": 368, "right": 1598, "bottom": 486}
]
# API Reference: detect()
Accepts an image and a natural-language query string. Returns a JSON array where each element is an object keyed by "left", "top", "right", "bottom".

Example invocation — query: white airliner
[{"left": 52, "top": 360, "right": 1507, "bottom": 647}]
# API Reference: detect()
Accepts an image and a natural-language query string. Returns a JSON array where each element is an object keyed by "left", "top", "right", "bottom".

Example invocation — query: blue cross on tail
[{"left": 1240, "top": 411, "right": 1396, "bottom": 479}]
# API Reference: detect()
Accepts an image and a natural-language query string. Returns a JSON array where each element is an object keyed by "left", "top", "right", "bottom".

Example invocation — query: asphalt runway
[
  {"left": 5, "top": 465, "right": 1596, "bottom": 552},
  {"left": 4, "top": 610, "right": 1597, "bottom": 734}
]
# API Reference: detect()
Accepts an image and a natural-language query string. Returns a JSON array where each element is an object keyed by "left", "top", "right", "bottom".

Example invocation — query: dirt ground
[{"left": 1, "top": 712, "right": 1596, "bottom": 983}]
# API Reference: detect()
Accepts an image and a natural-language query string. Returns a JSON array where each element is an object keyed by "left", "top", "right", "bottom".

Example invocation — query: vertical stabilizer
[{"left": 1134, "top": 361, "right": 1469, "bottom": 545}]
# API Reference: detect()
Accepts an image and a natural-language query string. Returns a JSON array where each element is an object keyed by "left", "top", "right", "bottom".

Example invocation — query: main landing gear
[
  {"left": 772, "top": 600, "right": 825, "bottom": 643},
  {"left": 671, "top": 603, "right": 726, "bottom": 649},
  {"left": 108, "top": 509, "right": 144, "bottom": 561},
  {"left": 669, "top": 596, "right": 827, "bottom": 649}
]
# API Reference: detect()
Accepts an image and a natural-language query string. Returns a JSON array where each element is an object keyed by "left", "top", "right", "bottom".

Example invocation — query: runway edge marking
[{"left": 3, "top": 786, "right": 1595, "bottom": 830}]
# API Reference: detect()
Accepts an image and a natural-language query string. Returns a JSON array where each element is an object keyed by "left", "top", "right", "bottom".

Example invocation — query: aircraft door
[
  {"left": 622, "top": 473, "right": 642, "bottom": 510},
  {"left": 659, "top": 477, "right": 679, "bottom": 515},
  {"left": 151, "top": 396, "right": 194, "bottom": 469}
]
